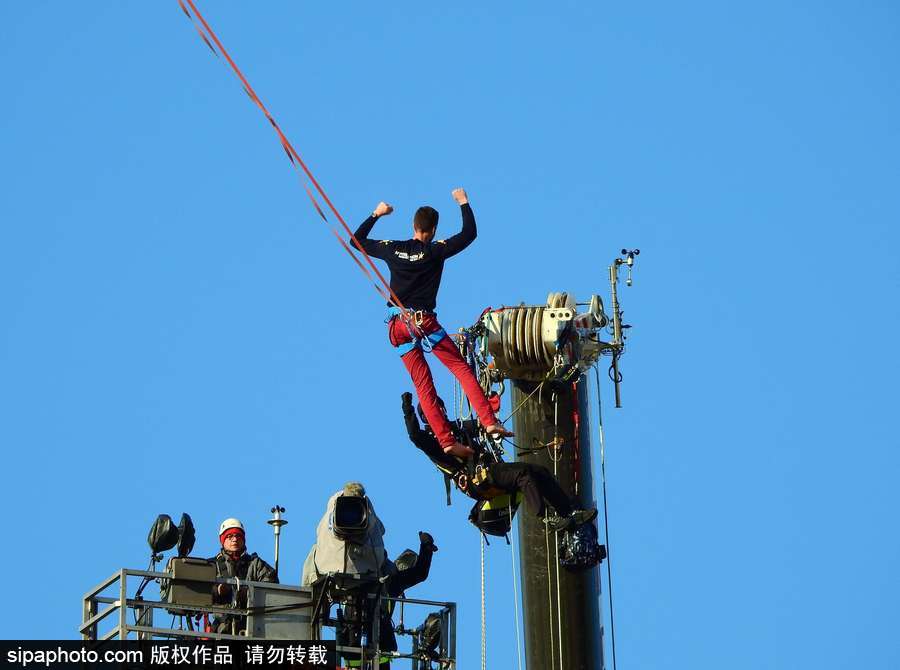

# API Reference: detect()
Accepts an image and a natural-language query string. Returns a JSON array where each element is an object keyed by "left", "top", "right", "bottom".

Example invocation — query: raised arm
[
  {"left": 352, "top": 201, "right": 394, "bottom": 258},
  {"left": 402, "top": 392, "right": 426, "bottom": 442},
  {"left": 401, "top": 392, "right": 460, "bottom": 470},
  {"left": 385, "top": 532, "right": 438, "bottom": 597},
  {"left": 433, "top": 188, "right": 477, "bottom": 258}
]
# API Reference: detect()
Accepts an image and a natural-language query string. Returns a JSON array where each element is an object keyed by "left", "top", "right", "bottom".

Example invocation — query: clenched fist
[
  {"left": 373, "top": 201, "right": 394, "bottom": 217},
  {"left": 451, "top": 188, "right": 468, "bottom": 205}
]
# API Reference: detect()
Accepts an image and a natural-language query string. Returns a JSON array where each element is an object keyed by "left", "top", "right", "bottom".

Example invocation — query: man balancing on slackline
[{"left": 353, "top": 187, "right": 513, "bottom": 458}]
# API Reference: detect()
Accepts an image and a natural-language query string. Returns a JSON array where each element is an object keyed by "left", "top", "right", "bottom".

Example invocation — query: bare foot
[{"left": 442, "top": 442, "right": 475, "bottom": 458}]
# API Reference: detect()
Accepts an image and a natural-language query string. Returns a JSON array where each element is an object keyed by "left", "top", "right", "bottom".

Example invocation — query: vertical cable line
[
  {"left": 543, "top": 525, "right": 556, "bottom": 670},
  {"left": 480, "top": 534, "right": 487, "bottom": 670},
  {"left": 594, "top": 365, "right": 619, "bottom": 670},
  {"left": 508, "top": 499, "right": 524, "bottom": 670}
]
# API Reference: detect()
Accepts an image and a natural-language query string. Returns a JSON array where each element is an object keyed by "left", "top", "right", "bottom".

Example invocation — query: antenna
[
  {"left": 618, "top": 248, "right": 640, "bottom": 286},
  {"left": 609, "top": 249, "right": 640, "bottom": 407},
  {"left": 268, "top": 505, "right": 288, "bottom": 578}
]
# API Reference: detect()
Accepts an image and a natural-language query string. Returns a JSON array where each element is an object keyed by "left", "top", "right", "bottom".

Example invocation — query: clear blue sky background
[{"left": 1, "top": 1, "right": 898, "bottom": 667}]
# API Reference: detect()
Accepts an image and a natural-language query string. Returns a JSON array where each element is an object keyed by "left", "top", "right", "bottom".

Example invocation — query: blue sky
[{"left": 1, "top": 1, "right": 898, "bottom": 668}]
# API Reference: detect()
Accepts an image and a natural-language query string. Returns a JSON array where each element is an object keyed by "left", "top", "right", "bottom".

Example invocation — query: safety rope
[
  {"left": 503, "top": 435, "right": 564, "bottom": 458},
  {"left": 543, "top": 524, "right": 556, "bottom": 670},
  {"left": 175, "top": 0, "right": 411, "bottom": 316},
  {"left": 594, "top": 365, "right": 619, "bottom": 670},
  {"left": 500, "top": 380, "right": 546, "bottom": 425},
  {"left": 551, "top": 391, "right": 564, "bottom": 670},
  {"left": 480, "top": 534, "right": 487, "bottom": 670},
  {"left": 571, "top": 381, "right": 581, "bottom": 496},
  {"left": 508, "top": 499, "right": 524, "bottom": 670},
  {"left": 554, "top": 528, "right": 563, "bottom": 670}
]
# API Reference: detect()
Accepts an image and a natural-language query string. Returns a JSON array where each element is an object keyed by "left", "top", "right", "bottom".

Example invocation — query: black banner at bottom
[{"left": 0, "top": 641, "right": 336, "bottom": 669}]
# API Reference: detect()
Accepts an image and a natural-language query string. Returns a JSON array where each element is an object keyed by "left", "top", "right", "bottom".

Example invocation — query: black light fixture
[
  {"left": 176, "top": 513, "right": 195, "bottom": 558},
  {"left": 147, "top": 514, "right": 179, "bottom": 555}
]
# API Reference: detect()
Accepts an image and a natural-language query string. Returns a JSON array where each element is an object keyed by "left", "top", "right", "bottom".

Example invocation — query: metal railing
[{"left": 81, "top": 568, "right": 456, "bottom": 668}]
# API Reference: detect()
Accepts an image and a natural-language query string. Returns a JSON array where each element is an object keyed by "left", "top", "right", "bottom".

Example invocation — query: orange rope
[{"left": 177, "top": 0, "right": 408, "bottom": 312}]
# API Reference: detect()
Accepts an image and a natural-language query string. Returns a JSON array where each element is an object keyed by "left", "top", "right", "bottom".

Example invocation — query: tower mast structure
[{"left": 471, "top": 250, "right": 638, "bottom": 670}]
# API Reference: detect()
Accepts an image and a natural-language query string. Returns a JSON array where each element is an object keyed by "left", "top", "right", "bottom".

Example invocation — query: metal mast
[
  {"left": 472, "top": 250, "right": 638, "bottom": 670},
  {"left": 512, "top": 376, "right": 603, "bottom": 670}
]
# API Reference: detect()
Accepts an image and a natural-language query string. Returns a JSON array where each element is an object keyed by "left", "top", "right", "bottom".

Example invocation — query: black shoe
[{"left": 549, "top": 508, "right": 598, "bottom": 532}]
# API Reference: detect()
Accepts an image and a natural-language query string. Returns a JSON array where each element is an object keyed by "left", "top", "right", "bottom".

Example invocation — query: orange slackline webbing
[
  {"left": 302, "top": 185, "right": 393, "bottom": 304},
  {"left": 176, "top": 0, "right": 407, "bottom": 312}
]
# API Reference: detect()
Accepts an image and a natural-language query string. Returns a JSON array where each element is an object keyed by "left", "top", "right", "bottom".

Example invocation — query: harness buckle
[
  {"left": 473, "top": 464, "right": 490, "bottom": 486},
  {"left": 414, "top": 310, "right": 426, "bottom": 327},
  {"left": 457, "top": 472, "right": 468, "bottom": 492}
]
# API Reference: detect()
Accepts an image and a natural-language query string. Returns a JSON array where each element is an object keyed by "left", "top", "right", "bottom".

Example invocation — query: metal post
[
  {"left": 608, "top": 264, "right": 622, "bottom": 347},
  {"left": 82, "top": 596, "right": 97, "bottom": 640},
  {"left": 447, "top": 603, "right": 457, "bottom": 668},
  {"left": 267, "top": 505, "right": 287, "bottom": 578},
  {"left": 118, "top": 569, "right": 128, "bottom": 640},
  {"left": 134, "top": 597, "right": 154, "bottom": 640},
  {"left": 513, "top": 378, "right": 604, "bottom": 670},
  {"left": 609, "top": 264, "right": 624, "bottom": 408}
]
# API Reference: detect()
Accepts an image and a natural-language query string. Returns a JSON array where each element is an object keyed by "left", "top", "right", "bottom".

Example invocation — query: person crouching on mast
[
  {"left": 353, "top": 187, "right": 512, "bottom": 458},
  {"left": 401, "top": 392, "right": 598, "bottom": 532}
]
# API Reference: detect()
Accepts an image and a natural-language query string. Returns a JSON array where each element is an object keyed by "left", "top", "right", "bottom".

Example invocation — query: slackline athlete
[{"left": 353, "top": 188, "right": 513, "bottom": 458}]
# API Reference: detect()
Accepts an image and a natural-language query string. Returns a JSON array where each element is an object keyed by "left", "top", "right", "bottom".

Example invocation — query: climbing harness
[{"left": 386, "top": 307, "right": 446, "bottom": 356}]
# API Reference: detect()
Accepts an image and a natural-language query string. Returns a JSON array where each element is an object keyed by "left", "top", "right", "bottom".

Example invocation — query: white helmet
[{"left": 219, "top": 518, "right": 245, "bottom": 536}]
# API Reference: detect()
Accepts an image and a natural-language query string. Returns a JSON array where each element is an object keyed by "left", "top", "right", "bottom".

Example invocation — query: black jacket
[
  {"left": 402, "top": 399, "right": 498, "bottom": 502},
  {"left": 211, "top": 550, "right": 278, "bottom": 584},
  {"left": 339, "top": 540, "right": 435, "bottom": 655},
  {"left": 353, "top": 204, "right": 476, "bottom": 311},
  {"left": 208, "top": 550, "right": 278, "bottom": 634}
]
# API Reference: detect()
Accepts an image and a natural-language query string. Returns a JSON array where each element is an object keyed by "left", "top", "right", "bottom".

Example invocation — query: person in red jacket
[{"left": 354, "top": 188, "right": 512, "bottom": 458}]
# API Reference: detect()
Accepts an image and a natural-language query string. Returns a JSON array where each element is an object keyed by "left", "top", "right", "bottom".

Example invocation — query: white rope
[
  {"left": 555, "top": 526, "right": 563, "bottom": 670},
  {"left": 544, "top": 525, "right": 556, "bottom": 670},
  {"left": 480, "top": 534, "right": 487, "bottom": 670},
  {"left": 509, "top": 500, "right": 524, "bottom": 670},
  {"left": 500, "top": 379, "right": 545, "bottom": 425}
]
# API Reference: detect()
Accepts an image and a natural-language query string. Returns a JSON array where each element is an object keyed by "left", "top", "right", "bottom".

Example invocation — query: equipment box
[
  {"left": 165, "top": 557, "right": 216, "bottom": 607},
  {"left": 247, "top": 584, "right": 313, "bottom": 639}
]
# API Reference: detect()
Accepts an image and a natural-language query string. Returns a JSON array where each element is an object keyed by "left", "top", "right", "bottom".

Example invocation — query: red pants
[{"left": 389, "top": 314, "right": 498, "bottom": 448}]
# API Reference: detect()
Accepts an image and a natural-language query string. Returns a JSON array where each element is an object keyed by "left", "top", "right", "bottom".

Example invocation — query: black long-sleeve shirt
[
  {"left": 384, "top": 541, "right": 435, "bottom": 598},
  {"left": 353, "top": 203, "right": 477, "bottom": 311},
  {"left": 402, "top": 397, "right": 499, "bottom": 503}
]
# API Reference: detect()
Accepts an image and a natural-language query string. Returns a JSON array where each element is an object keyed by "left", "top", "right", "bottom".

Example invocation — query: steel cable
[
  {"left": 176, "top": 0, "right": 409, "bottom": 313},
  {"left": 594, "top": 365, "right": 619, "bottom": 670},
  {"left": 509, "top": 499, "right": 524, "bottom": 670}
]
